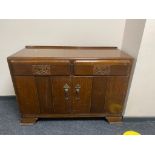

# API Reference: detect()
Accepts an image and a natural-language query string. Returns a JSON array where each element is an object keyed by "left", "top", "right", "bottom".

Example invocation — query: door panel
[
  {"left": 104, "top": 76, "right": 128, "bottom": 114},
  {"left": 35, "top": 76, "right": 54, "bottom": 113},
  {"left": 14, "top": 76, "right": 40, "bottom": 114},
  {"left": 91, "top": 77, "right": 107, "bottom": 113},
  {"left": 52, "top": 76, "right": 71, "bottom": 114},
  {"left": 72, "top": 77, "right": 92, "bottom": 113}
]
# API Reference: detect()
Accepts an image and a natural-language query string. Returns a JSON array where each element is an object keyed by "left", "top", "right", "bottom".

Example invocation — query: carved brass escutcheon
[
  {"left": 32, "top": 65, "right": 51, "bottom": 75},
  {"left": 63, "top": 83, "right": 70, "bottom": 100},
  {"left": 75, "top": 84, "right": 81, "bottom": 100}
]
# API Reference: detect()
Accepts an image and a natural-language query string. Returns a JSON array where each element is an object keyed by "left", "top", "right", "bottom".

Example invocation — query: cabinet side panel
[
  {"left": 35, "top": 76, "right": 54, "bottom": 114},
  {"left": 105, "top": 76, "right": 128, "bottom": 114},
  {"left": 14, "top": 76, "right": 40, "bottom": 114},
  {"left": 91, "top": 77, "right": 107, "bottom": 113}
]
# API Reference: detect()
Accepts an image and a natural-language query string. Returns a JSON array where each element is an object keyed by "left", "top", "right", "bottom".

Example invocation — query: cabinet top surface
[{"left": 8, "top": 46, "right": 133, "bottom": 60}]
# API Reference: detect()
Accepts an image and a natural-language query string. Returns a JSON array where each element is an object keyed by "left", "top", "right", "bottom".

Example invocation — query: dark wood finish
[
  {"left": 25, "top": 45, "right": 118, "bottom": 49},
  {"left": 104, "top": 76, "right": 128, "bottom": 114},
  {"left": 72, "top": 77, "right": 92, "bottom": 113},
  {"left": 105, "top": 116, "right": 122, "bottom": 124},
  {"left": 22, "top": 113, "right": 106, "bottom": 118},
  {"left": 11, "top": 60, "right": 70, "bottom": 75},
  {"left": 52, "top": 76, "right": 72, "bottom": 114},
  {"left": 91, "top": 77, "right": 107, "bottom": 113},
  {"left": 74, "top": 60, "right": 131, "bottom": 76},
  {"left": 14, "top": 76, "right": 40, "bottom": 114},
  {"left": 7, "top": 46, "right": 133, "bottom": 125},
  {"left": 35, "top": 76, "right": 53, "bottom": 113},
  {"left": 22, "top": 113, "right": 123, "bottom": 119},
  {"left": 20, "top": 117, "right": 38, "bottom": 125},
  {"left": 7, "top": 46, "right": 132, "bottom": 60}
]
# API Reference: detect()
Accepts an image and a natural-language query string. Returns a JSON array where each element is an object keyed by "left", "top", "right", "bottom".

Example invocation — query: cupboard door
[
  {"left": 35, "top": 76, "right": 54, "bottom": 114},
  {"left": 14, "top": 76, "right": 40, "bottom": 114},
  {"left": 72, "top": 77, "right": 92, "bottom": 113},
  {"left": 104, "top": 76, "right": 128, "bottom": 114},
  {"left": 52, "top": 76, "right": 71, "bottom": 113},
  {"left": 91, "top": 77, "right": 107, "bottom": 113}
]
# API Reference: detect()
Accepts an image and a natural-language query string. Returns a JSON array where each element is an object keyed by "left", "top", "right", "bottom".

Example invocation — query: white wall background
[
  {"left": 0, "top": 19, "right": 125, "bottom": 95},
  {"left": 121, "top": 19, "right": 146, "bottom": 116},
  {"left": 125, "top": 20, "right": 155, "bottom": 117},
  {"left": 121, "top": 19, "right": 146, "bottom": 59}
]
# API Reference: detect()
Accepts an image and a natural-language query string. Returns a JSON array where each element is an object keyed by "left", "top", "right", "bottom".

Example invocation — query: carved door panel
[
  {"left": 52, "top": 76, "right": 72, "bottom": 114},
  {"left": 91, "top": 77, "right": 107, "bottom": 113},
  {"left": 91, "top": 76, "right": 128, "bottom": 114},
  {"left": 72, "top": 77, "right": 92, "bottom": 113},
  {"left": 35, "top": 76, "right": 54, "bottom": 114}
]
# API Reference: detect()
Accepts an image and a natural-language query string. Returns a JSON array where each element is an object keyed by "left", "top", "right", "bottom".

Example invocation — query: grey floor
[{"left": 0, "top": 98, "right": 155, "bottom": 135}]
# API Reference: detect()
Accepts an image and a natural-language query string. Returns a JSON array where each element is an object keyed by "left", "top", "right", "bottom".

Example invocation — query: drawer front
[
  {"left": 10, "top": 60, "right": 70, "bottom": 75},
  {"left": 74, "top": 60, "right": 131, "bottom": 76}
]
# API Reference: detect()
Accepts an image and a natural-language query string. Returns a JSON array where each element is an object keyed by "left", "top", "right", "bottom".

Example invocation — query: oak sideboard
[{"left": 7, "top": 46, "right": 133, "bottom": 125}]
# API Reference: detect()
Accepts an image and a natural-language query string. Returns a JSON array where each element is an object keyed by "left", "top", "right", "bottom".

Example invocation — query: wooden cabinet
[{"left": 8, "top": 46, "right": 133, "bottom": 125}]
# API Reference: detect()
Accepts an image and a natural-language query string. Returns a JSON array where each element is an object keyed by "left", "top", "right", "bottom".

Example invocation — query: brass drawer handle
[
  {"left": 63, "top": 83, "right": 70, "bottom": 100},
  {"left": 75, "top": 84, "right": 81, "bottom": 100}
]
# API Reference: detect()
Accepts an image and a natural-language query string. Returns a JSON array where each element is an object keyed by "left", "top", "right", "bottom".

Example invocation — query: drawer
[
  {"left": 10, "top": 60, "right": 70, "bottom": 75},
  {"left": 74, "top": 60, "right": 131, "bottom": 76}
]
